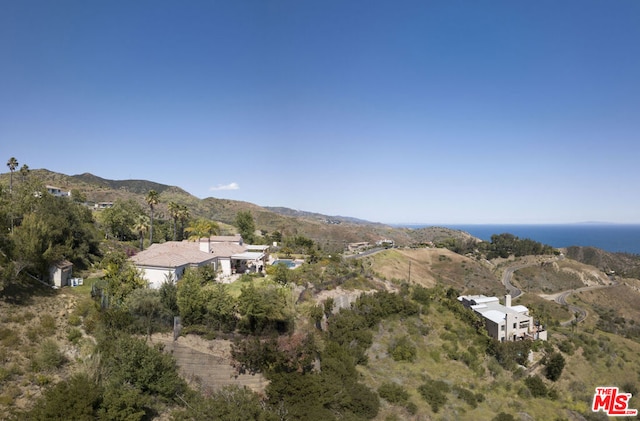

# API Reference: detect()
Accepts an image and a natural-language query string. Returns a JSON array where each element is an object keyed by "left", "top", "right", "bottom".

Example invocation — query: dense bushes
[
  {"left": 388, "top": 335, "right": 417, "bottom": 362},
  {"left": 486, "top": 339, "right": 532, "bottom": 371},
  {"left": 418, "top": 378, "right": 449, "bottom": 413},
  {"left": 99, "top": 335, "right": 187, "bottom": 400},
  {"left": 172, "top": 385, "right": 278, "bottom": 421},
  {"left": 237, "top": 289, "right": 421, "bottom": 420},
  {"left": 483, "top": 233, "right": 556, "bottom": 259},
  {"left": 543, "top": 352, "right": 566, "bottom": 381}
]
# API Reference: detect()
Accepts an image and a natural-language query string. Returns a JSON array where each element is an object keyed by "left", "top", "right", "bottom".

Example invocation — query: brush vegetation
[{"left": 1, "top": 169, "right": 640, "bottom": 420}]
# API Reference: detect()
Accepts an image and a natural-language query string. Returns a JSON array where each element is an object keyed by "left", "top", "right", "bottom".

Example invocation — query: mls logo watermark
[{"left": 592, "top": 387, "right": 638, "bottom": 416}]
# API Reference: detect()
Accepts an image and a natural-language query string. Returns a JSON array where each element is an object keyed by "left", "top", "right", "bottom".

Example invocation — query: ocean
[{"left": 400, "top": 224, "right": 640, "bottom": 255}]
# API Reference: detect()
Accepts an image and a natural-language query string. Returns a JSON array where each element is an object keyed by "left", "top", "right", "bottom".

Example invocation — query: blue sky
[{"left": 2, "top": 1, "right": 639, "bottom": 224}]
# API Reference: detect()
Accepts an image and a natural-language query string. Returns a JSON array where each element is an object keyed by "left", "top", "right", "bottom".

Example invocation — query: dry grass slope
[{"left": 364, "top": 248, "right": 503, "bottom": 295}]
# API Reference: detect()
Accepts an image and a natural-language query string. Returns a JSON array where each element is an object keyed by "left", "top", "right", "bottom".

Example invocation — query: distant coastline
[{"left": 395, "top": 224, "right": 640, "bottom": 255}]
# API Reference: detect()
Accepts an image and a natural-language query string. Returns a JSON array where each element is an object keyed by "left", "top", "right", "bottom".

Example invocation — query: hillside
[
  {"left": 0, "top": 169, "right": 474, "bottom": 249},
  {"left": 3, "top": 239, "right": 640, "bottom": 419},
  {"left": 364, "top": 248, "right": 501, "bottom": 295},
  {"left": 564, "top": 245, "right": 640, "bottom": 278}
]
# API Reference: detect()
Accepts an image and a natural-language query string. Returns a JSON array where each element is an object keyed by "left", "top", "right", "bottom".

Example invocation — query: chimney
[
  {"left": 505, "top": 294, "right": 512, "bottom": 308},
  {"left": 199, "top": 238, "right": 211, "bottom": 253}
]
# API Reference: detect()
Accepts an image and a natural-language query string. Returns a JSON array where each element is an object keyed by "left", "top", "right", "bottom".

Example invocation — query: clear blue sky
[{"left": 2, "top": 1, "right": 639, "bottom": 224}]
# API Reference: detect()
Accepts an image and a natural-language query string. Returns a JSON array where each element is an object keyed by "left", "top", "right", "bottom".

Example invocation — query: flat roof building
[{"left": 458, "top": 294, "right": 547, "bottom": 342}]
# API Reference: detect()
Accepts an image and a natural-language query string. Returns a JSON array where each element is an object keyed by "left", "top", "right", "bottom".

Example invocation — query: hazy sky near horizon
[{"left": 2, "top": 1, "right": 639, "bottom": 224}]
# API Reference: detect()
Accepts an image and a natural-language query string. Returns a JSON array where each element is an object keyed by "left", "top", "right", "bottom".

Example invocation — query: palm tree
[
  {"left": 133, "top": 215, "right": 150, "bottom": 251},
  {"left": 19, "top": 164, "right": 29, "bottom": 182},
  {"left": 145, "top": 190, "right": 159, "bottom": 244},
  {"left": 184, "top": 218, "right": 219, "bottom": 241},
  {"left": 168, "top": 201, "right": 180, "bottom": 241},
  {"left": 177, "top": 204, "right": 190, "bottom": 240},
  {"left": 6, "top": 157, "right": 18, "bottom": 193}
]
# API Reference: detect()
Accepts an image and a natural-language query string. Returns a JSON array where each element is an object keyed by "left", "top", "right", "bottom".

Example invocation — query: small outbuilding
[{"left": 50, "top": 260, "right": 73, "bottom": 288}]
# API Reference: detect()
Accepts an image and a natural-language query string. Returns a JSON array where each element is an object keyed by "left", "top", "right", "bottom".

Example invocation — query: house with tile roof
[{"left": 130, "top": 236, "right": 269, "bottom": 288}]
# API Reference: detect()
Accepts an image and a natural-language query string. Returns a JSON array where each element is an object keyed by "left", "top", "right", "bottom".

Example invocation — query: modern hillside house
[
  {"left": 46, "top": 185, "right": 71, "bottom": 197},
  {"left": 130, "top": 235, "right": 269, "bottom": 288},
  {"left": 458, "top": 294, "right": 547, "bottom": 342}
]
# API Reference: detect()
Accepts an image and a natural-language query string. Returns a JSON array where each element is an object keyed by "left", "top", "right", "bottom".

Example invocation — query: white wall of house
[
  {"left": 141, "top": 266, "right": 183, "bottom": 289},
  {"left": 218, "top": 258, "right": 232, "bottom": 277},
  {"left": 505, "top": 311, "right": 532, "bottom": 341}
]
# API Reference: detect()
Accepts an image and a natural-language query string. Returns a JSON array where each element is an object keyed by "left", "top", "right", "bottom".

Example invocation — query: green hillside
[
  {"left": 2, "top": 168, "right": 640, "bottom": 420},
  {"left": 0, "top": 169, "right": 473, "bottom": 248}
]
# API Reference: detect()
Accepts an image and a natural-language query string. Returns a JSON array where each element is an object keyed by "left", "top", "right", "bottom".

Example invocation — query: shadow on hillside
[{"left": 1, "top": 277, "right": 57, "bottom": 305}]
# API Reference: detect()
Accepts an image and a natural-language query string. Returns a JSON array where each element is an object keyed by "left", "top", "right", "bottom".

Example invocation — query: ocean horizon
[{"left": 395, "top": 223, "right": 640, "bottom": 255}]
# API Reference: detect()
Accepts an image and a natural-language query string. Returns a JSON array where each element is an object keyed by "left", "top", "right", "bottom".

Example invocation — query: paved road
[
  {"left": 346, "top": 247, "right": 386, "bottom": 259},
  {"left": 549, "top": 283, "right": 615, "bottom": 326},
  {"left": 501, "top": 264, "right": 527, "bottom": 299},
  {"left": 501, "top": 258, "right": 557, "bottom": 299}
]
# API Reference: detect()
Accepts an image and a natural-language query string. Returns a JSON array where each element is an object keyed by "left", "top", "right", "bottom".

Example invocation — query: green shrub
[
  {"left": 453, "top": 385, "right": 481, "bottom": 408},
  {"left": 99, "top": 335, "right": 186, "bottom": 399},
  {"left": 543, "top": 352, "right": 565, "bottom": 382},
  {"left": 67, "top": 328, "right": 83, "bottom": 344},
  {"left": 32, "top": 339, "right": 66, "bottom": 372},
  {"left": 67, "top": 313, "right": 82, "bottom": 327},
  {"left": 412, "top": 285, "right": 432, "bottom": 306},
  {"left": 493, "top": 413, "right": 516, "bottom": 421},
  {"left": 418, "top": 379, "right": 450, "bottom": 413},
  {"left": 406, "top": 401, "right": 418, "bottom": 415},
  {"left": 378, "top": 382, "right": 409, "bottom": 404},
  {"left": 523, "top": 375, "right": 548, "bottom": 398},
  {"left": 557, "top": 340, "right": 574, "bottom": 355},
  {"left": 388, "top": 336, "right": 417, "bottom": 362},
  {"left": 17, "top": 373, "right": 102, "bottom": 420}
]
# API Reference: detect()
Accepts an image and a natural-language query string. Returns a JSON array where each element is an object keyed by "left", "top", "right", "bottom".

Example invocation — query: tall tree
[
  {"left": 184, "top": 218, "right": 219, "bottom": 241},
  {"left": 235, "top": 211, "right": 256, "bottom": 243},
  {"left": 132, "top": 214, "right": 150, "bottom": 251},
  {"left": 177, "top": 205, "right": 190, "bottom": 240},
  {"left": 6, "top": 157, "right": 18, "bottom": 193},
  {"left": 19, "top": 164, "right": 29, "bottom": 182},
  {"left": 97, "top": 199, "right": 144, "bottom": 241},
  {"left": 11, "top": 193, "right": 101, "bottom": 278},
  {"left": 145, "top": 190, "right": 159, "bottom": 244},
  {"left": 168, "top": 201, "right": 180, "bottom": 241},
  {"left": 102, "top": 252, "right": 147, "bottom": 303}
]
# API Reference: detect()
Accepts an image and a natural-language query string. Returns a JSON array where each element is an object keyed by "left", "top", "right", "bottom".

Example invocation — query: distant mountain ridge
[
  {"left": 71, "top": 172, "right": 187, "bottom": 196},
  {"left": 0, "top": 169, "right": 478, "bottom": 248},
  {"left": 264, "top": 207, "right": 380, "bottom": 226}
]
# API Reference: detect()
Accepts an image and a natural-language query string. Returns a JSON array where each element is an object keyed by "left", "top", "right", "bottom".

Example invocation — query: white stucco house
[
  {"left": 458, "top": 294, "right": 547, "bottom": 341},
  {"left": 46, "top": 185, "right": 71, "bottom": 197},
  {"left": 130, "top": 236, "right": 269, "bottom": 289}
]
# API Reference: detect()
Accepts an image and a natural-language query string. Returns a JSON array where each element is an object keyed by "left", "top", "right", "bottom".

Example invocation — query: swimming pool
[{"left": 272, "top": 259, "right": 296, "bottom": 268}]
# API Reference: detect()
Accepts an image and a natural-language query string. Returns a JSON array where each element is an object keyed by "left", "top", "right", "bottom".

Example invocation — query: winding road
[
  {"left": 500, "top": 257, "right": 558, "bottom": 299},
  {"left": 501, "top": 263, "right": 527, "bottom": 299},
  {"left": 546, "top": 283, "right": 615, "bottom": 326},
  {"left": 501, "top": 258, "right": 617, "bottom": 326}
]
